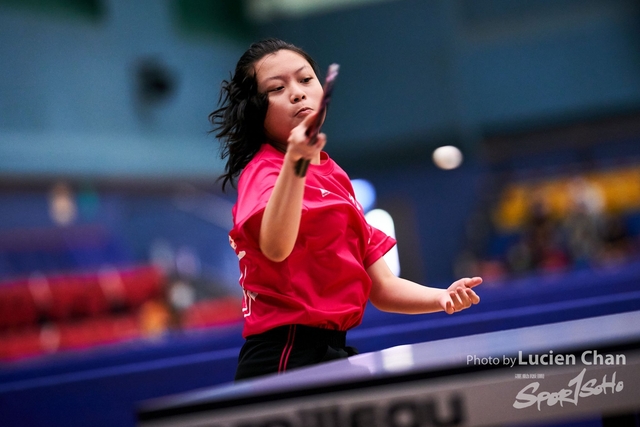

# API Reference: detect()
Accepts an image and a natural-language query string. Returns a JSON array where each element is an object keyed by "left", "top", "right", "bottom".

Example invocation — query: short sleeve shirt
[{"left": 229, "top": 144, "right": 396, "bottom": 337}]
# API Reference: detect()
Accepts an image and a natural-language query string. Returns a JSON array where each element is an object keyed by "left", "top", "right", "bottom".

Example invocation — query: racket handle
[
  {"left": 294, "top": 158, "right": 311, "bottom": 177},
  {"left": 294, "top": 133, "right": 318, "bottom": 177}
]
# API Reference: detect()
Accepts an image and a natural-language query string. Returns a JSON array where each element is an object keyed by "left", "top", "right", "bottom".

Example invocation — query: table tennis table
[{"left": 138, "top": 310, "right": 640, "bottom": 427}]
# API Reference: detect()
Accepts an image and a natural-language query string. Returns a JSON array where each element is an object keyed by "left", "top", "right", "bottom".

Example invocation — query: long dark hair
[{"left": 209, "top": 38, "right": 319, "bottom": 191}]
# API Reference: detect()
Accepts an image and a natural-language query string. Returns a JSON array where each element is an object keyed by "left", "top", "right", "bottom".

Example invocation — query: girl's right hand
[{"left": 285, "top": 112, "right": 327, "bottom": 165}]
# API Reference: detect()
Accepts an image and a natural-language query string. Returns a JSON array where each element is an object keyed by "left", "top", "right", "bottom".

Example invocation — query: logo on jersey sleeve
[{"left": 319, "top": 187, "right": 361, "bottom": 210}]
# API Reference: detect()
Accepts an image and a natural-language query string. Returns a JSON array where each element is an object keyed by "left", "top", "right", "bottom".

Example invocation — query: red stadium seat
[
  {"left": 57, "top": 315, "right": 140, "bottom": 351},
  {"left": 0, "top": 327, "right": 44, "bottom": 361},
  {"left": 46, "top": 273, "right": 110, "bottom": 321},
  {"left": 120, "top": 265, "right": 165, "bottom": 309},
  {"left": 0, "top": 265, "right": 164, "bottom": 361},
  {"left": 181, "top": 297, "right": 242, "bottom": 329},
  {"left": 0, "top": 281, "right": 39, "bottom": 330}
]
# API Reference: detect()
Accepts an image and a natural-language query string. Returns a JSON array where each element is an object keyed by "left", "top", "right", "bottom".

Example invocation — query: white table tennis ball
[{"left": 432, "top": 145, "right": 463, "bottom": 170}]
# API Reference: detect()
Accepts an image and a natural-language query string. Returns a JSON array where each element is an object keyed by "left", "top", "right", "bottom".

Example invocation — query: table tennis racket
[{"left": 294, "top": 63, "right": 340, "bottom": 177}]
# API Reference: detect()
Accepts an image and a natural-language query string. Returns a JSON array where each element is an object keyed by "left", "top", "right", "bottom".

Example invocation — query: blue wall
[
  {"left": 2, "top": 0, "right": 640, "bottom": 175},
  {"left": 0, "top": 0, "right": 242, "bottom": 178}
]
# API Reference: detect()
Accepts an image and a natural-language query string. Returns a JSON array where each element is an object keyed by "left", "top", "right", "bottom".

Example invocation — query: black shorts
[{"left": 234, "top": 324, "right": 358, "bottom": 381}]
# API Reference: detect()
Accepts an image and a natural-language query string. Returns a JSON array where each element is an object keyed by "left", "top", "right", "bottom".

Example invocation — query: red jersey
[{"left": 229, "top": 144, "right": 396, "bottom": 338}]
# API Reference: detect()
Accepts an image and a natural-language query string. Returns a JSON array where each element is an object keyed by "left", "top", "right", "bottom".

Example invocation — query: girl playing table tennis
[{"left": 210, "top": 38, "right": 482, "bottom": 381}]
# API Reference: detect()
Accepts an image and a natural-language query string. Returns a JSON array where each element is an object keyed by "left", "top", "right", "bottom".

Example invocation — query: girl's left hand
[{"left": 439, "top": 277, "right": 482, "bottom": 314}]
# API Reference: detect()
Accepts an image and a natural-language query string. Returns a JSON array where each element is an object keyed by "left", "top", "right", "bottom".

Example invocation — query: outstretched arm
[{"left": 367, "top": 257, "right": 481, "bottom": 314}]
